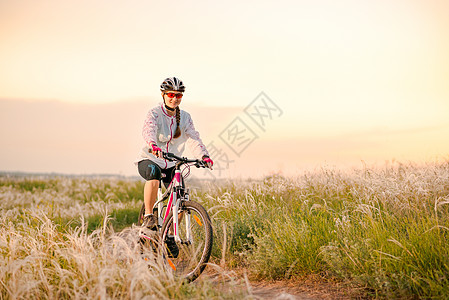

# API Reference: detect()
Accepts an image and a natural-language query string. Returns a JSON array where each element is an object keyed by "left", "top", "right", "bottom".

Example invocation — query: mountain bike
[{"left": 137, "top": 152, "right": 213, "bottom": 282}]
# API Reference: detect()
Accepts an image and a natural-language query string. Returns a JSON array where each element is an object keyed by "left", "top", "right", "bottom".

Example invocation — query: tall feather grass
[
  {"left": 0, "top": 176, "right": 247, "bottom": 299},
  {"left": 2, "top": 160, "right": 448, "bottom": 298},
  {"left": 199, "top": 160, "right": 449, "bottom": 298}
]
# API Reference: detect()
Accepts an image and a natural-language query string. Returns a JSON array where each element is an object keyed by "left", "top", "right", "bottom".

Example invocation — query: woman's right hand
[{"left": 149, "top": 143, "right": 163, "bottom": 158}]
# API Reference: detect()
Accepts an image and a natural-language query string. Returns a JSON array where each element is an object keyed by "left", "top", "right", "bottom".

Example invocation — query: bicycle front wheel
[{"left": 160, "top": 201, "right": 213, "bottom": 282}]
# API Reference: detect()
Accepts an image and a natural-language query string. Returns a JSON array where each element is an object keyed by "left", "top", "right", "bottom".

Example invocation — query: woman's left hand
[{"left": 202, "top": 156, "right": 214, "bottom": 169}]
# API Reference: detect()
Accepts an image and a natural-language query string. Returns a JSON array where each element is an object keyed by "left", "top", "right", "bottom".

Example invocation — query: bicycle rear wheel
[{"left": 160, "top": 201, "right": 213, "bottom": 282}]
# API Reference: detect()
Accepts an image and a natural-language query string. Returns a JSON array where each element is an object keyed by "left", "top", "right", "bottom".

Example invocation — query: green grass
[
  {"left": 0, "top": 177, "right": 60, "bottom": 191},
  {"left": 197, "top": 162, "right": 449, "bottom": 298},
  {"left": 57, "top": 207, "right": 140, "bottom": 233},
  {"left": 1, "top": 161, "right": 448, "bottom": 298}
]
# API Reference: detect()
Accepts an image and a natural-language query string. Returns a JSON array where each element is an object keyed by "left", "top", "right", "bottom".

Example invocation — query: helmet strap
[{"left": 165, "top": 103, "right": 175, "bottom": 111}]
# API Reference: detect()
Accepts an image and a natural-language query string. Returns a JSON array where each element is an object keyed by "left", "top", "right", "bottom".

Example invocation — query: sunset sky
[{"left": 1, "top": 0, "right": 448, "bottom": 178}]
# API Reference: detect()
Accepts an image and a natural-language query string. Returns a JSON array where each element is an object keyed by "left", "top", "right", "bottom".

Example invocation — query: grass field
[{"left": 1, "top": 160, "right": 448, "bottom": 298}]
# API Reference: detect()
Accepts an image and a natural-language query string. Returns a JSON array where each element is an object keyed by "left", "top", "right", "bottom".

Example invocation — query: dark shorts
[{"left": 138, "top": 160, "right": 175, "bottom": 187}]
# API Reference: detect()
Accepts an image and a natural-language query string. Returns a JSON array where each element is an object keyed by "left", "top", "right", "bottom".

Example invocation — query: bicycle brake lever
[{"left": 195, "top": 161, "right": 207, "bottom": 168}]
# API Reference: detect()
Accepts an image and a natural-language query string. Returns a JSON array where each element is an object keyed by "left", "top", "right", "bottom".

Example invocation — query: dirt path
[
  {"left": 250, "top": 281, "right": 316, "bottom": 299},
  {"left": 206, "top": 268, "right": 367, "bottom": 299},
  {"left": 249, "top": 280, "right": 363, "bottom": 299}
]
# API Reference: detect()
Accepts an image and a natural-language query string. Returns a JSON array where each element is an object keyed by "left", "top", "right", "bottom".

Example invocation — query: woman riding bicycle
[{"left": 136, "top": 77, "right": 213, "bottom": 230}]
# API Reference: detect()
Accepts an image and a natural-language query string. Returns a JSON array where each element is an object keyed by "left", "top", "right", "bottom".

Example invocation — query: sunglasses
[{"left": 165, "top": 92, "right": 183, "bottom": 99}]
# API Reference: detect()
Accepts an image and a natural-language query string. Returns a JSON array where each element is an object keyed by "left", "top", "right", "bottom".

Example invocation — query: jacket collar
[{"left": 160, "top": 103, "right": 175, "bottom": 118}]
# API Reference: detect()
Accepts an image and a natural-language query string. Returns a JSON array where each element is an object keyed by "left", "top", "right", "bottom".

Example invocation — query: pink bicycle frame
[{"left": 158, "top": 169, "right": 185, "bottom": 242}]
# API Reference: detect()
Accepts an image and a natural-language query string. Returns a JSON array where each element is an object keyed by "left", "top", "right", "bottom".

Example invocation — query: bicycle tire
[{"left": 160, "top": 201, "right": 213, "bottom": 282}]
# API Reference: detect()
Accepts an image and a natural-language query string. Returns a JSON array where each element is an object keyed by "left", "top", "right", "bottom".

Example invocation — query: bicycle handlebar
[{"left": 162, "top": 152, "right": 208, "bottom": 169}]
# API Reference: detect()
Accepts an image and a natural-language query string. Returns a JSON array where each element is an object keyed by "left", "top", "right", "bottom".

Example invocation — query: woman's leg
[
  {"left": 138, "top": 160, "right": 162, "bottom": 228},
  {"left": 144, "top": 179, "right": 159, "bottom": 215}
]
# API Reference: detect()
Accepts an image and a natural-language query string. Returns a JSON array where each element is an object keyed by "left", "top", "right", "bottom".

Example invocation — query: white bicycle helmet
[{"left": 160, "top": 77, "right": 185, "bottom": 92}]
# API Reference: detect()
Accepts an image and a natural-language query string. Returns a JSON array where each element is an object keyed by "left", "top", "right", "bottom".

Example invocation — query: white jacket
[{"left": 136, "top": 103, "right": 209, "bottom": 169}]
